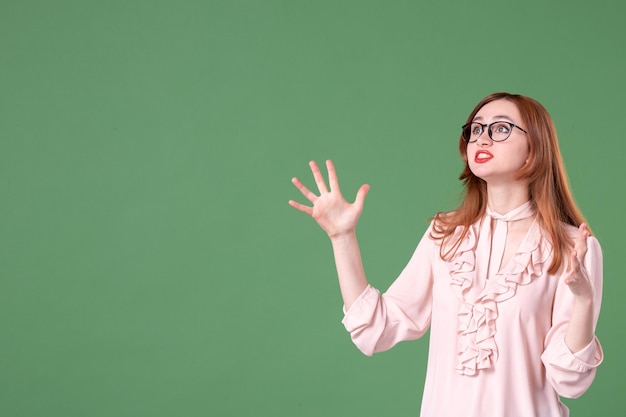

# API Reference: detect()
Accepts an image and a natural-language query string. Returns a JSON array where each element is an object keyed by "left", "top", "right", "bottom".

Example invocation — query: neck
[{"left": 486, "top": 181, "right": 530, "bottom": 214}]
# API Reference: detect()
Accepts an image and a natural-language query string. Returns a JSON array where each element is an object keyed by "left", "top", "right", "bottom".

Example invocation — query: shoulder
[
  {"left": 432, "top": 210, "right": 455, "bottom": 222},
  {"left": 537, "top": 221, "right": 585, "bottom": 244},
  {"left": 562, "top": 222, "right": 579, "bottom": 241},
  {"left": 558, "top": 222, "right": 603, "bottom": 261},
  {"left": 561, "top": 223, "right": 602, "bottom": 247},
  {"left": 429, "top": 211, "right": 458, "bottom": 240},
  {"left": 430, "top": 210, "right": 460, "bottom": 229}
]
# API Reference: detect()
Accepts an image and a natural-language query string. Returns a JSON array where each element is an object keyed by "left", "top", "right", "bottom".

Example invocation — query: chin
[{"left": 468, "top": 165, "right": 490, "bottom": 179}]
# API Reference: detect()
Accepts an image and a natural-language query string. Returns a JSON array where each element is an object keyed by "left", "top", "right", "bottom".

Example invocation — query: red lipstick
[{"left": 474, "top": 150, "right": 493, "bottom": 163}]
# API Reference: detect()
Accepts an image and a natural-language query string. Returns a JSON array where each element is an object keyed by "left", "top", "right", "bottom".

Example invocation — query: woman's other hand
[{"left": 564, "top": 223, "right": 594, "bottom": 300}]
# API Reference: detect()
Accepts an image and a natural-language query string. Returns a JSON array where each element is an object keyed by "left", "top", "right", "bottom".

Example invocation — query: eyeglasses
[{"left": 461, "top": 121, "right": 528, "bottom": 143}]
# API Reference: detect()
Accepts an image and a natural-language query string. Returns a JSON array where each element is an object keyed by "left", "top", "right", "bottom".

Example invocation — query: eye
[
  {"left": 492, "top": 122, "right": 511, "bottom": 134},
  {"left": 471, "top": 123, "right": 483, "bottom": 135}
]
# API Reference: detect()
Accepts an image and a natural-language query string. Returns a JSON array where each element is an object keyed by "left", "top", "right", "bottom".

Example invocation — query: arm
[
  {"left": 341, "top": 228, "right": 434, "bottom": 356},
  {"left": 564, "top": 223, "right": 597, "bottom": 352},
  {"left": 541, "top": 225, "right": 603, "bottom": 398},
  {"left": 329, "top": 232, "right": 369, "bottom": 310},
  {"left": 288, "top": 160, "right": 370, "bottom": 310},
  {"left": 289, "top": 160, "right": 433, "bottom": 355}
]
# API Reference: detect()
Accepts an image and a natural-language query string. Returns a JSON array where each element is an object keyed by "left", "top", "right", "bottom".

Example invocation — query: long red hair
[{"left": 431, "top": 92, "right": 587, "bottom": 274}]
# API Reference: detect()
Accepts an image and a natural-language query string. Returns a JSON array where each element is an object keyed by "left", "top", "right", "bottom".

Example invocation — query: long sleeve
[
  {"left": 541, "top": 236, "right": 604, "bottom": 398},
  {"left": 341, "top": 226, "right": 435, "bottom": 356}
]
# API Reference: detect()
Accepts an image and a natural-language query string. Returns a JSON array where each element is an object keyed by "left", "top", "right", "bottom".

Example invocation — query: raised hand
[
  {"left": 288, "top": 160, "right": 370, "bottom": 239},
  {"left": 564, "top": 223, "right": 594, "bottom": 300}
]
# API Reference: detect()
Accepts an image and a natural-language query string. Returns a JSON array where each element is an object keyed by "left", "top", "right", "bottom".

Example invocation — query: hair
[{"left": 431, "top": 92, "right": 587, "bottom": 274}]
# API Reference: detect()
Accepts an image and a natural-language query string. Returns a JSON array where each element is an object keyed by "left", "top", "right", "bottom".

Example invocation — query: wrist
[
  {"left": 573, "top": 294, "right": 594, "bottom": 306},
  {"left": 329, "top": 230, "right": 357, "bottom": 243}
]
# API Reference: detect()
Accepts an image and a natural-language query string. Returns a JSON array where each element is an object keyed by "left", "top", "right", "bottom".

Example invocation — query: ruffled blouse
[
  {"left": 342, "top": 203, "right": 603, "bottom": 417},
  {"left": 447, "top": 201, "right": 550, "bottom": 375}
]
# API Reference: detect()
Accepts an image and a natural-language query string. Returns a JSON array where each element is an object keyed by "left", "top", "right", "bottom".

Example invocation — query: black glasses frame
[{"left": 461, "top": 121, "right": 528, "bottom": 143}]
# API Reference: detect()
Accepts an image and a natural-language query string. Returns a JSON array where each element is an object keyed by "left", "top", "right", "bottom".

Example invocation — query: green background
[{"left": 1, "top": 0, "right": 624, "bottom": 416}]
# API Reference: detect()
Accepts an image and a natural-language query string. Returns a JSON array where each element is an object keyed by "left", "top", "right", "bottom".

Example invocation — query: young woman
[{"left": 288, "top": 92, "right": 603, "bottom": 417}]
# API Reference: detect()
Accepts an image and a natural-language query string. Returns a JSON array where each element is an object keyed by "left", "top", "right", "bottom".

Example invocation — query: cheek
[
  {"left": 521, "top": 139, "right": 531, "bottom": 158},
  {"left": 466, "top": 154, "right": 480, "bottom": 174},
  {"left": 514, "top": 150, "right": 530, "bottom": 170},
  {"left": 520, "top": 144, "right": 531, "bottom": 164},
  {"left": 509, "top": 139, "right": 530, "bottom": 167}
]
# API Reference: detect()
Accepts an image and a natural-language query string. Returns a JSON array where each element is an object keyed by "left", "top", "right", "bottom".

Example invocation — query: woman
[{"left": 288, "top": 92, "right": 603, "bottom": 416}]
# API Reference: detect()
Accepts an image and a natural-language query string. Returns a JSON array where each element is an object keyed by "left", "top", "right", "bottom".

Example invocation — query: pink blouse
[{"left": 342, "top": 202, "right": 603, "bottom": 417}]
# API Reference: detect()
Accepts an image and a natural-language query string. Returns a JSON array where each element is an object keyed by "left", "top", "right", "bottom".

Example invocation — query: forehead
[{"left": 473, "top": 99, "right": 521, "bottom": 122}]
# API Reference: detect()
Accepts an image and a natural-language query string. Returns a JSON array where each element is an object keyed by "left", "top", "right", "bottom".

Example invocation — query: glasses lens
[
  {"left": 470, "top": 123, "right": 484, "bottom": 142},
  {"left": 490, "top": 122, "right": 512, "bottom": 141},
  {"left": 462, "top": 123, "right": 482, "bottom": 142}
]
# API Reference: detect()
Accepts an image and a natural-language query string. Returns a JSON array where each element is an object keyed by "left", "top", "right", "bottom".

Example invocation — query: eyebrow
[{"left": 473, "top": 115, "right": 515, "bottom": 122}]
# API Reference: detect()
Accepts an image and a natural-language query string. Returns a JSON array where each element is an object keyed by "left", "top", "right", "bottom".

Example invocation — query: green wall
[{"left": 2, "top": 1, "right": 624, "bottom": 415}]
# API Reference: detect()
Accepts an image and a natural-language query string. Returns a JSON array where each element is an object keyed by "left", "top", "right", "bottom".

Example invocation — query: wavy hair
[{"left": 431, "top": 92, "right": 587, "bottom": 274}]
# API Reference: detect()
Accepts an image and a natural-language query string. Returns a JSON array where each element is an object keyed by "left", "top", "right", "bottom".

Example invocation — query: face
[{"left": 466, "top": 99, "right": 530, "bottom": 185}]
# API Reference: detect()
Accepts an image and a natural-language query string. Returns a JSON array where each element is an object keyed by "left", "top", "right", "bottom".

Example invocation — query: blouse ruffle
[{"left": 446, "top": 221, "right": 553, "bottom": 375}]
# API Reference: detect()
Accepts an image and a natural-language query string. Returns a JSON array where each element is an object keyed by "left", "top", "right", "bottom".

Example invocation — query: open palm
[{"left": 288, "top": 160, "right": 370, "bottom": 239}]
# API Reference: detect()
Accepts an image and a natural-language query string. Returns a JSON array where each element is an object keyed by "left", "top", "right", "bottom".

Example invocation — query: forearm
[
  {"left": 564, "top": 296, "right": 595, "bottom": 353},
  {"left": 330, "top": 232, "right": 369, "bottom": 310}
]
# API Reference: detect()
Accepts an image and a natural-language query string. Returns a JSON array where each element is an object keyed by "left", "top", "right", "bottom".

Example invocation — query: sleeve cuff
[
  {"left": 545, "top": 335, "right": 604, "bottom": 373},
  {"left": 572, "top": 336, "right": 603, "bottom": 365},
  {"left": 341, "top": 285, "right": 380, "bottom": 331}
]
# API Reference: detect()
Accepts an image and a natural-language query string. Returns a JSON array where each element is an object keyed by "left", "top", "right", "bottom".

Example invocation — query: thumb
[{"left": 354, "top": 184, "right": 370, "bottom": 208}]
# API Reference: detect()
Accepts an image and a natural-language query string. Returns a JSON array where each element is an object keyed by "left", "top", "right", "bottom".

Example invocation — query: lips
[{"left": 474, "top": 150, "right": 493, "bottom": 163}]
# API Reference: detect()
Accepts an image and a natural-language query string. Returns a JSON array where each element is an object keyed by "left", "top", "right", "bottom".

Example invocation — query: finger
[
  {"left": 354, "top": 184, "right": 370, "bottom": 208},
  {"left": 326, "top": 160, "right": 341, "bottom": 193},
  {"left": 288, "top": 199, "right": 313, "bottom": 216},
  {"left": 575, "top": 223, "right": 589, "bottom": 261},
  {"left": 309, "top": 160, "right": 329, "bottom": 194},
  {"left": 291, "top": 177, "right": 318, "bottom": 202}
]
